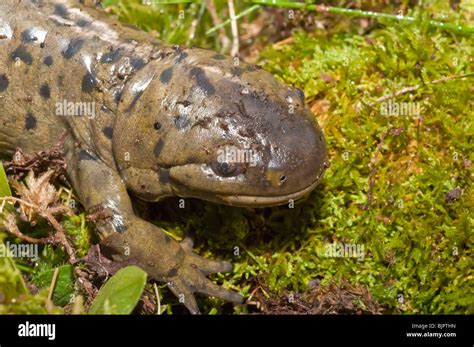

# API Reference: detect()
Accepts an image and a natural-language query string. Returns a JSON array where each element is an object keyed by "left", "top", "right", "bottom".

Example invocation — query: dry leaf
[{"left": 11, "top": 170, "right": 71, "bottom": 224}]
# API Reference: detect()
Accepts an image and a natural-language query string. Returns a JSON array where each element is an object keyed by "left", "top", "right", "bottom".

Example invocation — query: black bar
[{"left": 0, "top": 315, "right": 471, "bottom": 346}]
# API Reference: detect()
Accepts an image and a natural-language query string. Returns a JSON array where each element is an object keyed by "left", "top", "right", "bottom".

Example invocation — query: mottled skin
[{"left": 0, "top": 0, "right": 328, "bottom": 313}]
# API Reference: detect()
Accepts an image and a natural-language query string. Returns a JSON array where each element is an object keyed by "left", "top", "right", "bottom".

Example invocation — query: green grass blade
[
  {"left": 0, "top": 162, "right": 11, "bottom": 198},
  {"left": 206, "top": 4, "right": 261, "bottom": 36}
]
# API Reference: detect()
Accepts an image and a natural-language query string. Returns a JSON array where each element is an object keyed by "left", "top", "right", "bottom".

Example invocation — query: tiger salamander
[{"left": 0, "top": 0, "right": 327, "bottom": 313}]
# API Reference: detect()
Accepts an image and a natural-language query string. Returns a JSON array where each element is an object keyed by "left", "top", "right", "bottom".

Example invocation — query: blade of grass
[
  {"left": 206, "top": 4, "right": 261, "bottom": 36},
  {"left": 250, "top": 0, "right": 474, "bottom": 35},
  {"left": 0, "top": 162, "right": 12, "bottom": 198}
]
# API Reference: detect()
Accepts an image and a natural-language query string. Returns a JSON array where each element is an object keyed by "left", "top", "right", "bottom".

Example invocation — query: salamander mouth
[
  {"left": 168, "top": 164, "right": 326, "bottom": 207},
  {"left": 212, "top": 173, "right": 324, "bottom": 207}
]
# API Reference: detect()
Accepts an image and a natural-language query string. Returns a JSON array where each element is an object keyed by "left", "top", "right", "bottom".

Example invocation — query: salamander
[{"left": 0, "top": 0, "right": 328, "bottom": 313}]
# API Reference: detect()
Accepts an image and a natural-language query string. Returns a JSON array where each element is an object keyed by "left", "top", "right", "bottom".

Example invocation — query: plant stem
[
  {"left": 250, "top": 1, "right": 474, "bottom": 35},
  {"left": 371, "top": 73, "right": 474, "bottom": 105},
  {"left": 206, "top": 4, "right": 261, "bottom": 36}
]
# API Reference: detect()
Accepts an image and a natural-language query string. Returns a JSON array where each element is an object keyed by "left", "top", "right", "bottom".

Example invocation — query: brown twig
[
  {"left": 43, "top": 212, "right": 77, "bottom": 262},
  {"left": 370, "top": 73, "right": 473, "bottom": 106},
  {"left": 2, "top": 214, "right": 50, "bottom": 244},
  {"left": 0, "top": 196, "right": 36, "bottom": 210},
  {"left": 47, "top": 267, "right": 60, "bottom": 303},
  {"left": 1, "top": 201, "right": 77, "bottom": 262},
  {"left": 206, "top": 0, "right": 229, "bottom": 50}
]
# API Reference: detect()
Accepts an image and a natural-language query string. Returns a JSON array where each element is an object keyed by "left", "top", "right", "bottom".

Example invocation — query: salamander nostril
[{"left": 280, "top": 175, "right": 287, "bottom": 183}]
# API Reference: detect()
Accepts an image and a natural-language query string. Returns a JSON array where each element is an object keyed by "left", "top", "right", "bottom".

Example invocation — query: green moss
[
  {"left": 63, "top": 214, "right": 92, "bottom": 258},
  {"left": 255, "top": 10, "right": 473, "bottom": 314}
]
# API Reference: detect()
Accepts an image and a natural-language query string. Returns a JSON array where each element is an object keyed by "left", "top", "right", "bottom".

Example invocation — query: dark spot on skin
[
  {"left": 39, "top": 84, "right": 50, "bottom": 99},
  {"left": 219, "top": 121, "right": 229, "bottom": 131},
  {"left": 82, "top": 72, "right": 97, "bottom": 93},
  {"left": 175, "top": 51, "right": 188, "bottom": 63},
  {"left": 54, "top": 4, "right": 69, "bottom": 18},
  {"left": 78, "top": 149, "right": 98, "bottom": 161},
  {"left": 166, "top": 267, "right": 178, "bottom": 277},
  {"left": 247, "top": 64, "right": 262, "bottom": 72},
  {"left": 43, "top": 55, "right": 53, "bottom": 66},
  {"left": 102, "top": 126, "right": 113, "bottom": 139},
  {"left": 153, "top": 122, "right": 161, "bottom": 130},
  {"left": 114, "top": 222, "right": 127, "bottom": 233},
  {"left": 190, "top": 67, "right": 215, "bottom": 96},
  {"left": 192, "top": 117, "right": 211, "bottom": 129},
  {"left": 11, "top": 45, "right": 33, "bottom": 65},
  {"left": 238, "top": 127, "right": 255, "bottom": 138},
  {"left": 212, "top": 53, "right": 226, "bottom": 60},
  {"left": 236, "top": 99, "right": 248, "bottom": 117},
  {"left": 130, "top": 58, "right": 145, "bottom": 70},
  {"left": 62, "top": 38, "right": 84, "bottom": 59},
  {"left": 0, "top": 74, "right": 8, "bottom": 92},
  {"left": 25, "top": 113, "right": 37, "bottom": 130},
  {"left": 177, "top": 100, "right": 191, "bottom": 107},
  {"left": 173, "top": 114, "right": 190, "bottom": 130},
  {"left": 231, "top": 67, "right": 243, "bottom": 77},
  {"left": 76, "top": 19, "right": 91, "bottom": 28},
  {"left": 101, "top": 49, "right": 121, "bottom": 64},
  {"left": 113, "top": 89, "right": 123, "bottom": 103},
  {"left": 159, "top": 67, "right": 173, "bottom": 84},
  {"left": 154, "top": 139, "right": 164, "bottom": 157},
  {"left": 158, "top": 168, "right": 170, "bottom": 184},
  {"left": 21, "top": 28, "right": 38, "bottom": 43}
]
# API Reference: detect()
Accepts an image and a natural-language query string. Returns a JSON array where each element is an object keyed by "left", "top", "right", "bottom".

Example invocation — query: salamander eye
[{"left": 212, "top": 160, "right": 238, "bottom": 177}]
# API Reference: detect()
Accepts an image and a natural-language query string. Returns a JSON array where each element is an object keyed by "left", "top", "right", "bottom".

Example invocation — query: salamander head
[{"left": 113, "top": 48, "right": 328, "bottom": 207}]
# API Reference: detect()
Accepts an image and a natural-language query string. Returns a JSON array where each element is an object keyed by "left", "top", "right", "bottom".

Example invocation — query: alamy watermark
[
  {"left": 380, "top": 100, "right": 423, "bottom": 117},
  {"left": 0, "top": 241, "right": 39, "bottom": 261},
  {"left": 55, "top": 99, "right": 96, "bottom": 119},
  {"left": 18, "top": 321, "right": 55, "bottom": 341},
  {"left": 317, "top": 242, "right": 365, "bottom": 261},
  {"left": 217, "top": 145, "right": 258, "bottom": 167}
]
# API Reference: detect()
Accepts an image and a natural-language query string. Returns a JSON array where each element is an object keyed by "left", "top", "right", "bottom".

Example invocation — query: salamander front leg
[{"left": 66, "top": 148, "right": 242, "bottom": 313}]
